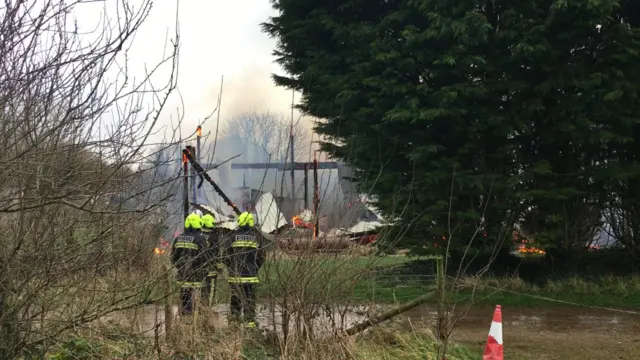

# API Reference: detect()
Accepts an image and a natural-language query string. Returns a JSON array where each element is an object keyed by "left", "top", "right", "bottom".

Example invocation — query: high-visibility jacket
[
  {"left": 223, "top": 226, "right": 266, "bottom": 283},
  {"left": 201, "top": 227, "right": 223, "bottom": 276},
  {"left": 171, "top": 229, "right": 207, "bottom": 287}
]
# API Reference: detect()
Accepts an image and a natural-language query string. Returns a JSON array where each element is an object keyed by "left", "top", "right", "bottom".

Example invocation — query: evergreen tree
[
  {"left": 511, "top": 1, "right": 640, "bottom": 250},
  {"left": 263, "top": 0, "right": 640, "bottom": 254}
]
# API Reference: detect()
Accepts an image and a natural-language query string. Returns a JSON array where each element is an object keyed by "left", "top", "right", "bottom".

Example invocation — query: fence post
[
  {"left": 163, "top": 263, "right": 173, "bottom": 337},
  {"left": 343, "top": 255, "right": 444, "bottom": 337},
  {"left": 435, "top": 255, "right": 446, "bottom": 341}
]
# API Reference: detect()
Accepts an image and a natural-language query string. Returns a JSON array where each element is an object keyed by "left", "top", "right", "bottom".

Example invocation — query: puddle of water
[
  {"left": 109, "top": 303, "right": 640, "bottom": 338},
  {"left": 423, "top": 305, "right": 640, "bottom": 334},
  {"left": 109, "top": 303, "right": 371, "bottom": 337}
]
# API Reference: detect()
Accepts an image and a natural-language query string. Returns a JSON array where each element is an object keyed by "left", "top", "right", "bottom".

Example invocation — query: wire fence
[
  {"left": 347, "top": 269, "right": 640, "bottom": 316},
  {"left": 363, "top": 272, "right": 640, "bottom": 309}
]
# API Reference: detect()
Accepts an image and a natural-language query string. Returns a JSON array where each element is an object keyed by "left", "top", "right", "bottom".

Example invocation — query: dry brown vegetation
[
  {"left": 0, "top": 0, "right": 183, "bottom": 358},
  {"left": 42, "top": 248, "right": 474, "bottom": 360},
  {"left": 47, "top": 308, "right": 478, "bottom": 360}
]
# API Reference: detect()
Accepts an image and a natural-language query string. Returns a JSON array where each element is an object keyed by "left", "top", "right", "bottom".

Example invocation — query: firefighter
[
  {"left": 223, "top": 212, "right": 266, "bottom": 329},
  {"left": 171, "top": 212, "right": 207, "bottom": 316},
  {"left": 200, "top": 213, "right": 222, "bottom": 306}
]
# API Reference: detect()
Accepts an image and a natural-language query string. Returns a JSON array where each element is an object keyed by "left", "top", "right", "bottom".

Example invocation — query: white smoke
[{"left": 148, "top": 115, "right": 368, "bottom": 231}]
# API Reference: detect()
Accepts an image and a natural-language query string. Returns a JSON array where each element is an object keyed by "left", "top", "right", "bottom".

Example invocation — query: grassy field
[
  {"left": 158, "top": 250, "right": 640, "bottom": 308},
  {"left": 254, "top": 254, "right": 640, "bottom": 308},
  {"left": 357, "top": 272, "right": 640, "bottom": 307},
  {"left": 40, "top": 253, "right": 640, "bottom": 359},
  {"left": 451, "top": 275, "right": 640, "bottom": 308},
  {"left": 256, "top": 253, "right": 420, "bottom": 302}
]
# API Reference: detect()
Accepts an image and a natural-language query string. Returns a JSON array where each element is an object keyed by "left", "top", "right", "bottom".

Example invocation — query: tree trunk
[{"left": 344, "top": 287, "right": 436, "bottom": 336}]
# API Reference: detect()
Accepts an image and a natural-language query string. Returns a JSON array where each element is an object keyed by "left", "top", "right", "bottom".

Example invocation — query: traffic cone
[{"left": 482, "top": 305, "right": 503, "bottom": 360}]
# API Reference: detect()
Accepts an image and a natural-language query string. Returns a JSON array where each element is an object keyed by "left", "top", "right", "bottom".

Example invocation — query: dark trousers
[
  {"left": 229, "top": 283, "right": 256, "bottom": 322},
  {"left": 179, "top": 287, "right": 196, "bottom": 316}
]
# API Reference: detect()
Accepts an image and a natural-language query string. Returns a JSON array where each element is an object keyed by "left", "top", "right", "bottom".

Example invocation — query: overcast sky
[{"left": 75, "top": 0, "right": 309, "bottom": 144}]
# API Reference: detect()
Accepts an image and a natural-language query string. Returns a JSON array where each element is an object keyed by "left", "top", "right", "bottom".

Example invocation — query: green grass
[
  {"left": 160, "top": 252, "right": 640, "bottom": 308},
  {"left": 257, "top": 254, "right": 640, "bottom": 308},
  {"left": 452, "top": 275, "right": 640, "bottom": 308},
  {"left": 352, "top": 279, "right": 435, "bottom": 304},
  {"left": 256, "top": 254, "right": 420, "bottom": 302},
  {"left": 354, "top": 276, "right": 640, "bottom": 307},
  {"left": 259, "top": 253, "right": 436, "bottom": 305},
  {"left": 260, "top": 254, "right": 411, "bottom": 279},
  {"left": 356, "top": 272, "right": 640, "bottom": 307}
]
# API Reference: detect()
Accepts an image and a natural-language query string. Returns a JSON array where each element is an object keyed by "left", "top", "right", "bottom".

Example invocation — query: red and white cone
[{"left": 482, "top": 305, "right": 503, "bottom": 360}]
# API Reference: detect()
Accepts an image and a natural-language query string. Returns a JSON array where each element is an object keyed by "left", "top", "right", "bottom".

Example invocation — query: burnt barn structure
[{"left": 174, "top": 125, "right": 383, "bottom": 238}]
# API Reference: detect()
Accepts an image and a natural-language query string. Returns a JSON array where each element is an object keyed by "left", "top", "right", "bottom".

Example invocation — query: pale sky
[{"left": 74, "top": 0, "right": 310, "bottom": 143}]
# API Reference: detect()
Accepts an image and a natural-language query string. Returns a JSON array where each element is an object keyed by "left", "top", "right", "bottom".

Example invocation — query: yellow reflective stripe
[
  {"left": 174, "top": 242, "right": 198, "bottom": 250},
  {"left": 231, "top": 241, "right": 257, "bottom": 248},
  {"left": 207, "top": 271, "right": 218, "bottom": 277},
  {"left": 245, "top": 321, "right": 256, "bottom": 328},
  {"left": 177, "top": 281, "right": 203, "bottom": 288},
  {"left": 228, "top": 276, "right": 259, "bottom": 284},
  {"left": 216, "top": 263, "right": 225, "bottom": 269}
]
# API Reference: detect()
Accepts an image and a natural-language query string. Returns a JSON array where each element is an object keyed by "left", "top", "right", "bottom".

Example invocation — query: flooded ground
[
  {"left": 113, "top": 304, "right": 640, "bottom": 359},
  {"left": 112, "top": 303, "right": 371, "bottom": 336},
  {"left": 405, "top": 304, "right": 640, "bottom": 333},
  {"left": 444, "top": 305, "right": 640, "bottom": 360}
]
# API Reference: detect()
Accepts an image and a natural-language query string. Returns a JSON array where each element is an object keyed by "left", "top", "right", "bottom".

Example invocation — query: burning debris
[
  {"left": 292, "top": 209, "right": 315, "bottom": 230},
  {"left": 167, "top": 128, "right": 389, "bottom": 252},
  {"left": 510, "top": 232, "right": 546, "bottom": 256},
  {"left": 153, "top": 238, "right": 170, "bottom": 256}
]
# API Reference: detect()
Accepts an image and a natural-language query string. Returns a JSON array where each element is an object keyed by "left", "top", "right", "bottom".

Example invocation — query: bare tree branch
[{"left": 0, "top": 0, "right": 184, "bottom": 357}]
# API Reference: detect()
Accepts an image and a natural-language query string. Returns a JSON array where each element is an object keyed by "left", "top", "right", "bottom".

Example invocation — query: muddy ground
[
  {"left": 119, "top": 304, "right": 640, "bottom": 360},
  {"left": 442, "top": 305, "right": 640, "bottom": 360}
]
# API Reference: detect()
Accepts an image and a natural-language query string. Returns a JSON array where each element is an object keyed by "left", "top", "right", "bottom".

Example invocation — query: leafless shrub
[
  {"left": 223, "top": 110, "right": 310, "bottom": 163},
  {"left": 258, "top": 231, "right": 389, "bottom": 358},
  {"left": 429, "top": 174, "right": 516, "bottom": 359},
  {"left": 0, "top": 0, "right": 182, "bottom": 357}
]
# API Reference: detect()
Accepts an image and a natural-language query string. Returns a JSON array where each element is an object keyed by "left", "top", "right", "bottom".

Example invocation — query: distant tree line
[{"left": 263, "top": 0, "right": 640, "bottom": 274}]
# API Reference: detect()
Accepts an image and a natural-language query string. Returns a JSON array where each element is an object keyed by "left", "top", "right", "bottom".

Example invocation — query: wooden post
[
  {"left": 290, "top": 129, "right": 295, "bottom": 208},
  {"left": 303, "top": 163, "right": 309, "bottom": 209},
  {"left": 436, "top": 256, "right": 446, "bottom": 340},
  {"left": 187, "top": 145, "right": 196, "bottom": 206},
  {"left": 163, "top": 263, "right": 173, "bottom": 336},
  {"left": 196, "top": 126, "right": 202, "bottom": 203},
  {"left": 313, "top": 151, "right": 319, "bottom": 238},
  {"left": 182, "top": 152, "right": 189, "bottom": 225},
  {"left": 344, "top": 256, "right": 443, "bottom": 336}
]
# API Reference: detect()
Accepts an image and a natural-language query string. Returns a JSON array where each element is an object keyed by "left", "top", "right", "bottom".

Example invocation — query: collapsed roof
[{"left": 255, "top": 192, "right": 288, "bottom": 233}]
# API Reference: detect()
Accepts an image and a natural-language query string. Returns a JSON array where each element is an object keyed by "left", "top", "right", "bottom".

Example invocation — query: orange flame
[
  {"left": 516, "top": 244, "right": 545, "bottom": 255},
  {"left": 154, "top": 237, "right": 169, "bottom": 255},
  {"left": 196, "top": 126, "right": 202, "bottom": 137},
  {"left": 182, "top": 154, "right": 188, "bottom": 164},
  {"left": 291, "top": 215, "right": 314, "bottom": 230}
]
